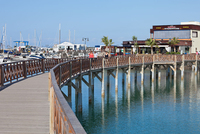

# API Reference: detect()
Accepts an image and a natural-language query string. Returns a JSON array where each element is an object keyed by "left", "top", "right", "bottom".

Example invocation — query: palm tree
[
  {"left": 168, "top": 37, "right": 180, "bottom": 52},
  {"left": 132, "top": 36, "right": 137, "bottom": 42},
  {"left": 132, "top": 36, "right": 138, "bottom": 53},
  {"left": 134, "top": 42, "right": 139, "bottom": 54},
  {"left": 145, "top": 38, "right": 157, "bottom": 55},
  {"left": 108, "top": 39, "right": 114, "bottom": 56},
  {"left": 101, "top": 36, "right": 109, "bottom": 51}
]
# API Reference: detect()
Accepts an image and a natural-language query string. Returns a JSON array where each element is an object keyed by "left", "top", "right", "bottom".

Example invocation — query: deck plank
[{"left": 0, "top": 73, "right": 49, "bottom": 134}]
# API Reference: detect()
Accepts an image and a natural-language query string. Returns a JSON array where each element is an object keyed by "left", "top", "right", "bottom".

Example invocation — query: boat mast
[
  {"left": 59, "top": 23, "right": 61, "bottom": 44},
  {"left": 10, "top": 37, "right": 12, "bottom": 49},
  {"left": 4, "top": 24, "right": 6, "bottom": 50},
  {"left": 34, "top": 29, "right": 36, "bottom": 46},
  {"left": 74, "top": 30, "right": 75, "bottom": 44},
  {"left": 20, "top": 31, "right": 22, "bottom": 47},
  {"left": 69, "top": 30, "right": 70, "bottom": 43},
  {"left": 28, "top": 34, "right": 30, "bottom": 46},
  {"left": 2, "top": 26, "right": 5, "bottom": 52},
  {"left": 39, "top": 31, "right": 42, "bottom": 47}
]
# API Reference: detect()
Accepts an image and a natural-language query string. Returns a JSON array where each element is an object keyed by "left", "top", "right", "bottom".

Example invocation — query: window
[
  {"left": 192, "top": 31, "right": 198, "bottom": 38},
  {"left": 154, "top": 30, "right": 190, "bottom": 39}
]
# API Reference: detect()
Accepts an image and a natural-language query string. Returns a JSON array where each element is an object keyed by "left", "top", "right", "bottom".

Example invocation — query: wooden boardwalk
[{"left": 0, "top": 73, "right": 49, "bottom": 134}]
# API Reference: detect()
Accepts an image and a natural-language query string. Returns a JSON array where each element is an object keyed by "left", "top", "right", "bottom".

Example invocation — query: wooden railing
[
  {"left": 49, "top": 71, "right": 86, "bottom": 134},
  {"left": 1, "top": 54, "right": 200, "bottom": 134}
]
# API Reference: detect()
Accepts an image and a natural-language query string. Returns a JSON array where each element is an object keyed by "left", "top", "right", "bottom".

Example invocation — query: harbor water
[{"left": 62, "top": 69, "right": 200, "bottom": 134}]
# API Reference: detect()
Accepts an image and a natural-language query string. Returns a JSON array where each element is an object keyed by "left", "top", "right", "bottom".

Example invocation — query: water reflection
[
  {"left": 151, "top": 82, "right": 154, "bottom": 104},
  {"left": 64, "top": 70, "right": 200, "bottom": 134},
  {"left": 101, "top": 96, "right": 104, "bottom": 127},
  {"left": 141, "top": 84, "right": 144, "bottom": 113},
  {"left": 115, "top": 90, "right": 118, "bottom": 122},
  {"left": 180, "top": 79, "right": 184, "bottom": 103}
]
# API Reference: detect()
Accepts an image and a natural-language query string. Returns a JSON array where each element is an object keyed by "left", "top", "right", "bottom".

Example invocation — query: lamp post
[{"left": 82, "top": 38, "right": 89, "bottom": 46}]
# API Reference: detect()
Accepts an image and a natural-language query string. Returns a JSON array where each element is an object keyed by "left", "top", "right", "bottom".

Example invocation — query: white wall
[
  {"left": 191, "top": 30, "right": 200, "bottom": 53},
  {"left": 179, "top": 46, "right": 186, "bottom": 54}
]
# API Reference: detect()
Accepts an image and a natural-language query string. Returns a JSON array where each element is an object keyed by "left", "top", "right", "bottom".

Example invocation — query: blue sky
[{"left": 1, "top": 0, "right": 200, "bottom": 48}]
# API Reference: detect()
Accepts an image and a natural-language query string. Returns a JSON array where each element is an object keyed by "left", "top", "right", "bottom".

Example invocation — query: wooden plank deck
[{"left": 0, "top": 73, "right": 49, "bottom": 134}]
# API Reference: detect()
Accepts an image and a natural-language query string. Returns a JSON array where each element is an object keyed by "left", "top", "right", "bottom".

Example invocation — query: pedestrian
[
  {"left": 105, "top": 51, "right": 109, "bottom": 59},
  {"left": 89, "top": 51, "right": 94, "bottom": 58},
  {"left": 94, "top": 51, "right": 98, "bottom": 58},
  {"left": 196, "top": 51, "right": 198, "bottom": 55}
]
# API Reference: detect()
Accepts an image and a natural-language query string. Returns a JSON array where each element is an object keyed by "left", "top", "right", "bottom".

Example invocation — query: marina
[
  {"left": 0, "top": 54, "right": 200, "bottom": 133},
  {"left": 1, "top": 0, "right": 200, "bottom": 133}
]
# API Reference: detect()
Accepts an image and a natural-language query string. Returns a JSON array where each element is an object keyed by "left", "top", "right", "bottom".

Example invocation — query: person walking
[
  {"left": 105, "top": 52, "right": 109, "bottom": 59},
  {"left": 94, "top": 51, "right": 98, "bottom": 58},
  {"left": 89, "top": 51, "right": 94, "bottom": 58}
]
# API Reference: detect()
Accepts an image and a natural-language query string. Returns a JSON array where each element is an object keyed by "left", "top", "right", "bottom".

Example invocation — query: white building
[
  {"left": 53, "top": 42, "right": 86, "bottom": 52},
  {"left": 150, "top": 21, "right": 200, "bottom": 53}
]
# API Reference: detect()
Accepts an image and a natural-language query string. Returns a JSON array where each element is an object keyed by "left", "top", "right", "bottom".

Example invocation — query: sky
[{"left": 1, "top": 0, "right": 200, "bottom": 48}]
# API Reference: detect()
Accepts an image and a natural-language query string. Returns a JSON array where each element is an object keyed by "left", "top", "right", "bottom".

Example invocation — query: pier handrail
[{"left": 1, "top": 54, "right": 200, "bottom": 134}]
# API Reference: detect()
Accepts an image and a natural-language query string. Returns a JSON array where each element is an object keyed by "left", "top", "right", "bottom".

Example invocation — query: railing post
[
  {"left": 23, "top": 61, "right": 27, "bottom": 78},
  {"left": 42, "top": 59, "right": 45, "bottom": 73},
  {"left": 80, "top": 59, "right": 83, "bottom": 75},
  {"left": 90, "top": 58, "right": 91, "bottom": 71},
  {"left": 0, "top": 65, "right": 4, "bottom": 86},
  {"left": 59, "top": 65, "right": 62, "bottom": 88},
  {"left": 70, "top": 61, "right": 72, "bottom": 79}
]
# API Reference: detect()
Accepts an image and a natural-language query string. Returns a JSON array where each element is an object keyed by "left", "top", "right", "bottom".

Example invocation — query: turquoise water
[{"left": 62, "top": 69, "right": 200, "bottom": 134}]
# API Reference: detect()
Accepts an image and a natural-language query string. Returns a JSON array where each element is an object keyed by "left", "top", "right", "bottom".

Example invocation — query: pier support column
[
  {"left": 135, "top": 70, "right": 137, "bottom": 83},
  {"left": 127, "top": 57, "right": 131, "bottom": 89},
  {"left": 107, "top": 70, "right": 110, "bottom": 88},
  {"left": 68, "top": 62, "right": 72, "bottom": 107},
  {"left": 166, "top": 66, "right": 170, "bottom": 78},
  {"left": 140, "top": 57, "right": 144, "bottom": 84},
  {"left": 78, "top": 60, "right": 82, "bottom": 112},
  {"left": 150, "top": 70, "right": 152, "bottom": 80},
  {"left": 75, "top": 77, "right": 82, "bottom": 112},
  {"left": 122, "top": 69, "right": 125, "bottom": 84},
  {"left": 174, "top": 55, "right": 177, "bottom": 80},
  {"left": 91, "top": 73, "right": 94, "bottom": 90},
  {"left": 156, "top": 68, "right": 158, "bottom": 79},
  {"left": 115, "top": 58, "right": 118, "bottom": 92},
  {"left": 151, "top": 63, "right": 155, "bottom": 82},
  {"left": 180, "top": 55, "right": 185, "bottom": 80},
  {"left": 68, "top": 84, "right": 72, "bottom": 107},
  {"left": 89, "top": 72, "right": 94, "bottom": 103},
  {"left": 77, "top": 92, "right": 82, "bottom": 112},
  {"left": 195, "top": 55, "right": 198, "bottom": 75},
  {"left": 75, "top": 78, "right": 79, "bottom": 112},
  {"left": 158, "top": 71, "right": 161, "bottom": 81},
  {"left": 158, "top": 71, "right": 161, "bottom": 88},
  {"left": 89, "top": 59, "right": 94, "bottom": 103},
  {"left": 102, "top": 58, "right": 105, "bottom": 97}
]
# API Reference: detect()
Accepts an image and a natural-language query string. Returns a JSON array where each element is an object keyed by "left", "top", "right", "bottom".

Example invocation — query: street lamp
[{"left": 82, "top": 38, "right": 89, "bottom": 46}]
